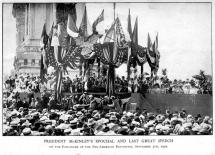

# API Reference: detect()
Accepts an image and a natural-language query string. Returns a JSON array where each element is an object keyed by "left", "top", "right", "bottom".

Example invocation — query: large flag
[
  {"left": 67, "top": 13, "right": 79, "bottom": 38},
  {"left": 92, "top": 9, "right": 104, "bottom": 33},
  {"left": 79, "top": 6, "right": 93, "bottom": 41}
]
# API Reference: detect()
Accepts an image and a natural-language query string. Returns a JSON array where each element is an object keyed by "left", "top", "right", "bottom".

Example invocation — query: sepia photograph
[{"left": 2, "top": 2, "right": 213, "bottom": 138}]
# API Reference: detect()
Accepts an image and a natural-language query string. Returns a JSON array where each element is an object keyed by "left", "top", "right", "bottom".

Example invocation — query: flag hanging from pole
[
  {"left": 104, "top": 19, "right": 117, "bottom": 42},
  {"left": 92, "top": 9, "right": 104, "bottom": 33},
  {"left": 131, "top": 17, "right": 138, "bottom": 92},
  {"left": 67, "top": 13, "right": 79, "bottom": 38},
  {"left": 116, "top": 18, "right": 126, "bottom": 47},
  {"left": 40, "top": 23, "right": 49, "bottom": 84},
  {"left": 79, "top": 6, "right": 93, "bottom": 41}
]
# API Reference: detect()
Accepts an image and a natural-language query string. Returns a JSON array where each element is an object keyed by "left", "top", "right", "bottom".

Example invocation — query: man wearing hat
[
  {"left": 89, "top": 95, "right": 98, "bottom": 111},
  {"left": 79, "top": 92, "right": 89, "bottom": 105},
  {"left": 101, "top": 96, "right": 111, "bottom": 113}
]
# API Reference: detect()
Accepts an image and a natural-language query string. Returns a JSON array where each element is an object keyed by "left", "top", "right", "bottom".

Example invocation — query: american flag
[{"left": 46, "top": 46, "right": 58, "bottom": 68}]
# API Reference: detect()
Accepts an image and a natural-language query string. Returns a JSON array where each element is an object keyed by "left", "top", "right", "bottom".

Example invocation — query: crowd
[
  {"left": 2, "top": 73, "right": 212, "bottom": 136},
  {"left": 4, "top": 73, "right": 212, "bottom": 95},
  {"left": 3, "top": 93, "right": 213, "bottom": 136}
]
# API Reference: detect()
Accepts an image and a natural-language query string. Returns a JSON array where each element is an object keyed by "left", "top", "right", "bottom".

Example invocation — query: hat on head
[
  {"left": 203, "top": 116, "right": 210, "bottom": 123},
  {"left": 192, "top": 124, "right": 202, "bottom": 132},
  {"left": 126, "top": 112, "right": 134, "bottom": 117},
  {"left": 105, "top": 113, "right": 111, "bottom": 118},
  {"left": 147, "top": 112, "right": 155, "bottom": 119},
  {"left": 64, "top": 128, "right": 72, "bottom": 134},
  {"left": 121, "top": 121, "right": 128, "bottom": 126},
  {"left": 70, "top": 118, "right": 78, "bottom": 124},
  {"left": 18, "top": 107, "right": 24, "bottom": 112},
  {"left": 117, "top": 128, "right": 128, "bottom": 135},
  {"left": 156, "top": 114, "right": 165, "bottom": 123},
  {"left": 149, "top": 132, "right": 158, "bottom": 136},
  {"left": 120, "top": 116, "right": 127, "bottom": 122},
  {"left": 93, "top": 113, "right": 101, "bottom": 120},
  {"left": 111, "top": 96, "right": 115, "bottom": 99},
  {"left": 56, "top": 123, "right": 70, "bottom": 130},
  {"left": 67, "top": 110, "right": 75, "bottom": 115},
  {"left": 40, "top": 116, "right": 49, "bottom": 122},
  {"left": 98, "top": 118, "right": 109, "bottom": 124},
  {"left": 131, "top": 121, "right": 140, "bottom": 126},
  {"left": 10, "top": 120, "right": 19, "bottom": 127},
  {"left": 59, "top": 114, "right": 70, "bottom": 121},
  {"left": 76, "top": 111, "right": 83, "bottom": 117},
  {"left": 183, "top": 122, "right": 193, "bottom": 129},
  {"left": 45, "top": 125, "right": 53, "bottom": 130},
  {"left": 22, "top": 120, "right": 31, "bottom": 127},
  {"left": 10, "top": 110, "right": 18, "bottom": 118},
  {"left": 109, "top": 115, "right": 117, "bottom": 121},
  {"left": 87, "top": 118, "right": 95, "bottom": 126},
  {"left": 45, "top": 119, "right": 53, "bottom": 125},
  {"left": 135, "top": 128, "right": 145, "bottom": 135},
  {"left": 22, "top": 128, "right": 31, "bottom": 135}
]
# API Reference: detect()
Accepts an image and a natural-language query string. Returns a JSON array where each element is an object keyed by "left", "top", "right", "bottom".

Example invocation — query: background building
[{"left": 12, "top": 3, "right": 79, "bottom": 76}]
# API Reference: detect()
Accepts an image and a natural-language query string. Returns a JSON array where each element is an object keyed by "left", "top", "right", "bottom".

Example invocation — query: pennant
[
  {"left": 147, "top": 33, "right": 153, "bottom": 51},
  {"left": 127, "top": 9, "right": 133, "bottom": 41},
  {"left": 40, "top": 23, "right": 49, "bottom": 48},
  {"left": 92, "top": 9, "right": 104, "bottom": 33},
  {"left": 104, "top": 19, "right": 117, "bottom": 42},
  {"left": 155, "top": 32, "right": 158, "bottom": 50},
  {"left": 132, "top": 17, "right": 138, "bottom": 44}
]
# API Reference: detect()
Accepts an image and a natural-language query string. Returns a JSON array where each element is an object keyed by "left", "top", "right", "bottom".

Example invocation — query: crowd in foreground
[
  {"left": 3, "top": 92, "right": 213, "bottom": 136},
  {"left": 3, "top": 73, "right": 212, "bottom": 136}
]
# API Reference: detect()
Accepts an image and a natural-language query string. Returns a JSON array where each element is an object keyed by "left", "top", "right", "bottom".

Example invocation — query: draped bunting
[
  {"left": 93, "top": 43, "right": 127, "bottom": 66},
  {"left": 41, "top": 6, "right": 160, "bottom": 99}
]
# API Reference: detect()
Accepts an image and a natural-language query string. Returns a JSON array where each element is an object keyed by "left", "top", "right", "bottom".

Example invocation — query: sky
[{"left": 2, "top": 3, "right": 212, "bottom": 80}]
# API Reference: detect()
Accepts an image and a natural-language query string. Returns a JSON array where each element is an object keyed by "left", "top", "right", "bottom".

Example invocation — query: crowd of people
[
  {"left": 3, "top": 93, "right": 213, "bottom": 136},
  {"left": 3, "top": 73, "right": 212, "bottom": 136},
  {"left": 4, "top": 73, "right": 212, "bottom": 95}
]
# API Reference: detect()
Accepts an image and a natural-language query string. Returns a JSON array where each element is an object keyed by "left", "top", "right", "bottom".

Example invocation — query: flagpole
[{"left": 107, "top": 2, "right": 116, "bottom": 97}]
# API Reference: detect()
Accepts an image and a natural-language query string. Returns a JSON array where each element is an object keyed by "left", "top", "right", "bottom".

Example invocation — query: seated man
[{"left": 79, "top": 92, "right": 89, "bottom": 105}]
